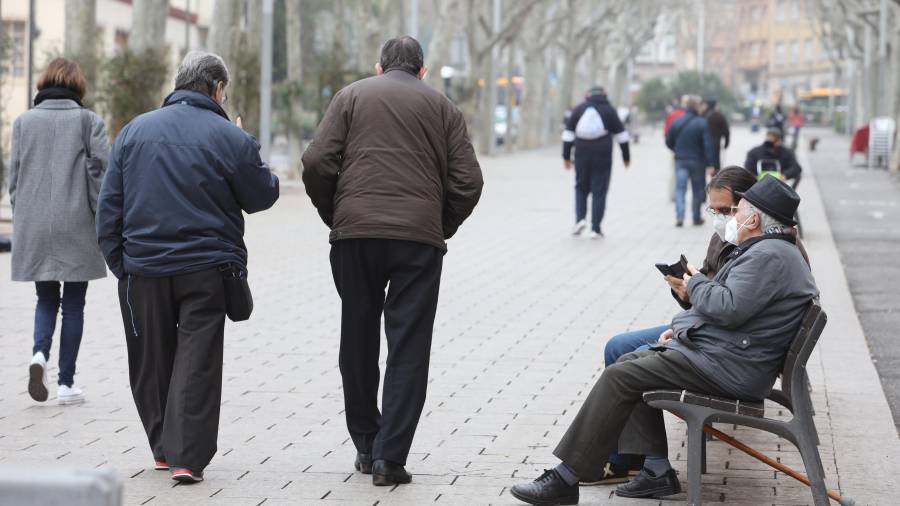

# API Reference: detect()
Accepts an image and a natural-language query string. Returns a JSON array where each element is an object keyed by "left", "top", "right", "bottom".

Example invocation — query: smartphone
[{"left": 655, "top": 255, "right": 690, "bottom": 278}]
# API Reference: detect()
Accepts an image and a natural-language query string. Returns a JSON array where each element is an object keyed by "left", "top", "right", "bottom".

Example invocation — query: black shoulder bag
[
  {"left": 80, "top": 110, "right": 104, "bottom": 215},
  {"left": 219, "top": 264, "right": 254, "bottom": 322}
]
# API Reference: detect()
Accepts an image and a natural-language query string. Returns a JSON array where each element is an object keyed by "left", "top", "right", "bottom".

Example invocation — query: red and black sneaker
[
  {"left": 170, "top": 468, "right": 204, "bottom": 483},
  {"left": 154, "top": 459, "right": 170, "bottom": 471}
]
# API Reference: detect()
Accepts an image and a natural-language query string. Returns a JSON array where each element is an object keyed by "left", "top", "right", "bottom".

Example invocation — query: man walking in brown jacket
[{"left": 302, "top": 36, "right": 483, "bottom": 486}]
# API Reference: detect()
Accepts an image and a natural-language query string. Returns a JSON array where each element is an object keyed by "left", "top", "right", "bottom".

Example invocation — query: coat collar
[
  {"left": 162, "top": 89, "right": 230, "bottom": 121},
  {"left": 383, "top": 68, "right": 420, "bottom": 80},
  {"left": 729, "top": 233, "right": 796, "bottom": 260},
  {"left": 34, "top": 99, "right": 82, "bottom": 110}
]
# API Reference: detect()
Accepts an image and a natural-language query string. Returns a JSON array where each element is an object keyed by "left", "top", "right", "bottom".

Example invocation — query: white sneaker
[
  {"left": 589, "top": 230, "right": 603, "bottom": 240},
  {"left": 571, "top": 219, "right": 588, "bottom": 236},
  {"left": 28, "top": 353, "right": 49, "bottom": 402},
  {"left": 58, "top": 385, "right": 85, "bottom": 405}
]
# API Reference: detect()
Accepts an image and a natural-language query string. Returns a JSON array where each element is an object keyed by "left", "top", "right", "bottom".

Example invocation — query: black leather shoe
[
  {"left": 355, "top": 453, "right": 373, "bottom": 474},
  {"left": 615, "top": 468, "right": 681, "bottom": 498},
  {"left": 509, "top": 469, "right": 579, "bottom": 505},
  {"left": 372, "top": 459, "right": 412, "bottom": 486}
]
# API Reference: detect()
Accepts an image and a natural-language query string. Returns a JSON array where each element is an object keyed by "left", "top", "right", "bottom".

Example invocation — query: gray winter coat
[
  {"left": 8, "top": 99, "right": 110, "bottom": 282},
  {"left": 667, "top": 236, "right": 819, "bottom": 401}
]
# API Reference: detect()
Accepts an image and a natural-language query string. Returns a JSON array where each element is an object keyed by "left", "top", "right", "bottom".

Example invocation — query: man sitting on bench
[{"left": 509, "top": 176, "right": 819, "bottom": 505}]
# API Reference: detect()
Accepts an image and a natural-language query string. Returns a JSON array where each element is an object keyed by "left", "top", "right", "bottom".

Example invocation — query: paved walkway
[{"left": 1, "top": 127, "right": 898, "bottom": 505}]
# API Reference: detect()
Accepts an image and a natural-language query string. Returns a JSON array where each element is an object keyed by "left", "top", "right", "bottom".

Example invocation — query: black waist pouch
[{"left": 220, "top": 264, "right": 253, "bottom": 322}]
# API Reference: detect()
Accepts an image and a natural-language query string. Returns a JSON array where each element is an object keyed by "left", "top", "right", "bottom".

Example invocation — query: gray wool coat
[
  {"left": 8, "top": 99, "right": 110, "bottom": 282},
  {"left": 666, "top": 236, "right": 819, "bottom": 401}
]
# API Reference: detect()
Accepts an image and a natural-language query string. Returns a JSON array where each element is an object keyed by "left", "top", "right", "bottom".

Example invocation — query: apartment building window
[
  {"left": 776, "top": 42, "right": 786, "bottom": 65},
  {"left": 791, "top": 41, "right": 800, "bottom": 64},
  {"left": 776, "top": 0, "right": 786, "bottom": 22},
  {"left": 3, "top": 20, "right": 27, "bottom": 78},
  {"left": 805, "top": 39, "right": 814, "bottom": 62},
  {"left": 751, "top": 42, "right": 761, "bottom": 59},
  {"left": 792, "top": 0, "right": 802, "bottom": 19}
]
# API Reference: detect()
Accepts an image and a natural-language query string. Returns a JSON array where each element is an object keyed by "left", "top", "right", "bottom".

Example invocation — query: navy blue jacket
[
  {"left": 96, "top": 90, "right": 279, "bottom": 279},
  {"left": 562, "top": 94, "right": 630, "bottom": 163},
  {"left": 666, "top": 110, "right": 716, "bottom": 167}
]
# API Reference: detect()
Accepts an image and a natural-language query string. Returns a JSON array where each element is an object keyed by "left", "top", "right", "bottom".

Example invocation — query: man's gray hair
[
  {"left": 748, "top": 204, "right": 789, "bottom": 232},
  {"left": 685, "top": 94, "right": 702, "bottom": 111},
  {"left": 174, "top": 51, "right": 230, "bottom": 97}
]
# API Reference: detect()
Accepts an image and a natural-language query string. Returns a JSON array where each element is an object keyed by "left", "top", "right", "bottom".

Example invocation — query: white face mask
[
  {"left": 724, "top": 214, "right": 753, "bottom": 245},
  {"left": 713, "top": 214, "right": 729, "bottom": 240}
]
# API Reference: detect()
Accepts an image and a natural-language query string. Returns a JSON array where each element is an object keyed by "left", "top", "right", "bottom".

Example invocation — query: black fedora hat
[{"left": 735, "top": 175, "right": 800, "bottom": 226}]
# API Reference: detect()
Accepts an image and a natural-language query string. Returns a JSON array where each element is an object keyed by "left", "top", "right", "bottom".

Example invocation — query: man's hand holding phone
[
  {"left": 658, "top": 328, "right": 674, "bottom": 344},
  {"left": 665, "top": 275, "right": 688, "bottom": 301}
]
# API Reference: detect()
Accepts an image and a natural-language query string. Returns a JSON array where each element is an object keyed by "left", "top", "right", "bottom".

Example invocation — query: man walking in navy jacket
[
  {"left": 96, "top": 51, "right": 279, "bottom": 483},
  {"left": 665, "top": 95, "right": 716, "bottom": 227}
]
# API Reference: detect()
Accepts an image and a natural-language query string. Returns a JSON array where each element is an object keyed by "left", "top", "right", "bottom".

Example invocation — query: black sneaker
[
  {"left": 372, "top": 459, "right": 412, "bottom": 486},
  {"left": 615, "top": 468, "right": 681, "bottom": 498},
  {"left": 675, "top": 220, "right": 684, "bottom": 227},
  {"left": 510, "top": 469, "right": 579, "bottom": 505},
  {"left": 579, "top": 462, "right": 631, "bottom": 486},
  {"left": 693, "top": 218, "right": 705, "bottom": 226},
  {"left": 355, "top": 452, "right": 373, "bottom": 474}
]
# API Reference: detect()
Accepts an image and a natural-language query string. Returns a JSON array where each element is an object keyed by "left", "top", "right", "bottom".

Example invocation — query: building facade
[{"left": 1, "top": 0, "right": 213, "bottom": 160}]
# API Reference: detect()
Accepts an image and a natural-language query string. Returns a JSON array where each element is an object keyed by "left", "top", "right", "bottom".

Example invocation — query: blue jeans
[
  {"left": 33, "top": 281, "right": 88, "bottom": 387},
  {"left": 674, "top": 161, "right": 707, "bottom": 223},
  {"left": 603, "top": 324, "right": 669, "bottom": 465},
  {"left": 604, "top": 325, "right": 668, "bottom": 367},
  {"left": 574, "top": 152, "right": 613, "bottom": 231}
]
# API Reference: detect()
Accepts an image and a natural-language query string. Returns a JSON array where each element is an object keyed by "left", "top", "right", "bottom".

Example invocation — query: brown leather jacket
[{"left": 301, "top": 69, "right": 483, "bottom": 250}]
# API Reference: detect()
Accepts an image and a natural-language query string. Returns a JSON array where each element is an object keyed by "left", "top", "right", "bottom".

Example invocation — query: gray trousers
[{"left": 553, "top": 349, "right": 728, "bottom": 481}]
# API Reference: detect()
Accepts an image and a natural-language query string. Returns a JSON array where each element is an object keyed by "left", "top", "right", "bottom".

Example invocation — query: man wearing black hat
[
  {"left": 508, "top": 176, "right": 818, "bottom": 504},
  {"left": 744, "top": 126, "right": 802, "bottom": 181},
  {"left": 562, "top": 86, "right": 631, "bottom": 238}
]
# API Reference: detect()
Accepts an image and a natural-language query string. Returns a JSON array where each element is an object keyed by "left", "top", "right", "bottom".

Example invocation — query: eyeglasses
[{"left": 705, "top": 205, "right": 739, "bottom": 217}]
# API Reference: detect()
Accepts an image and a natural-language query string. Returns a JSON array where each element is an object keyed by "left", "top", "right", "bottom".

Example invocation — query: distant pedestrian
[
  {"left": 788, "top": 106, "right": 805, "bottom": 151},
  {"left": 701, "top": 98, "right": 730, "bottom": 173},
  {"left": 302, "top": 36, "right": 482, "bottom": 486},
  {"left": 96, "top": 51, "right": 280, "bottom": 483},
  {"left": 767, "top": 103, "right": 786, "bottom": 133},
  {"left": 562, "top": 86, "right": 631, "bottom": 238},
  {"left": 663, "top": 96, "right": 689, "bottom": 203},
  {"left": 666, "top": 95, "right": 716, "bottom": 227},
  {"left": 9, "top": 58, "right": 109, "bottom": 406},
  {"left": 744, "top": 127, "right": 802, "bottom": 182}
]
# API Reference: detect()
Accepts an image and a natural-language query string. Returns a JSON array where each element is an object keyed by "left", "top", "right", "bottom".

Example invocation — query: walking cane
[{"left": 675, "top": 414, "right": 856, "bottom": 505}]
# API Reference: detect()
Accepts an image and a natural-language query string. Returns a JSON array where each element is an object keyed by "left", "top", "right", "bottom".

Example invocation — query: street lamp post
[
  {"left": 26, "top": 0, "right": 35, "bottom": 109},
  {"left": 260, "top": 0, "right": 273, "bottom": 164}
]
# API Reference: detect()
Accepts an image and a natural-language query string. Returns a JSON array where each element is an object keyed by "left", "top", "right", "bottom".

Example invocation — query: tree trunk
[
  {"left": 504, "top": 43, "right": 515, "bottom": 152},
  {"left": 425, "top": 0, "right": 458, "bottom": 91},
  {"left": 131, "top": 0, "right": 169, "bottom": 53},
  {"left": 558, "top": 0, "right": 577, "bottom": 115},
  {"left": 65, "top": 0, "right": 97, "bottom": 101},
  {"left": 208, "top": 0, "right": 240, "bottom": 64},
  {"left": 286, "top": 0, "right": 303, "bottom": 178},
  {"left": 520, "top": 48, "right": 544, "bottom": 149}
]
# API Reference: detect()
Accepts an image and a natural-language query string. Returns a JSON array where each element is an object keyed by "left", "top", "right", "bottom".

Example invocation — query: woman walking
[{"left": 8, "top": 58, "right": 109, "bottom": 405}]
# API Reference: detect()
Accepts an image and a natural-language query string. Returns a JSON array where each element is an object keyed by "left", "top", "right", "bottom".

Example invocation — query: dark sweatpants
[
  {"left": 117, "top": 268, "right": 226, "bottom": 472},
  {"left": 574, "top": 148, "right": 614, "bottom": 231},
  {"left": 553, "top": 349, "right": 729, "bottom": 481},
  {"left": 330, "top": 238, "right": 443, "bottom": 465}
]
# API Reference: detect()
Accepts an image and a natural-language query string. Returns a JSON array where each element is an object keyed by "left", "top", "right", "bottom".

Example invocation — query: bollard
[{"left": 0, "top": 466, "right": 122, "bottom": 506}]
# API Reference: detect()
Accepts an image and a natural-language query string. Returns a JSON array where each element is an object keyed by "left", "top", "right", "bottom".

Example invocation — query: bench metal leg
[
  {"left": 685, "top": 415, "right": 706, "bottom": 506},
  {"left": 796, "top": 429, "right": 829, "bottom": 506},
  {"left": 701, "top": 425, "right": 708, "bottom": 474}
]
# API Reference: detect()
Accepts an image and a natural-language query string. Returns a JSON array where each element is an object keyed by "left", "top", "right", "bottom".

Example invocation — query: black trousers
[
  {"left": 117, "top": 268, "right": 226, "bottom": 471},
  {"left": 330, "top": 238, "right": 443, "bottom": 465},
  {"left": 553, "top": 349, "right": 729, "bottom": 481}
]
